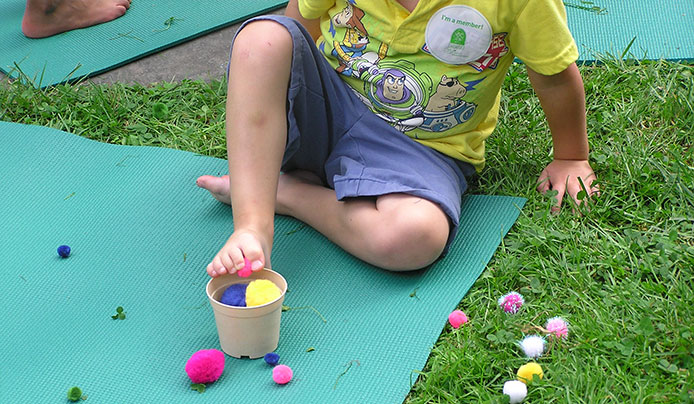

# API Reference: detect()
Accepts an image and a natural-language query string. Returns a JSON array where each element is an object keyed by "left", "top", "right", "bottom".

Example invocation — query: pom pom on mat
[
  {"left": 264, "top": 352, "right": 280, "bottom": 366},
  {"left": 185, "top": 349, "right": 225, "bottom": 384},
  {"left": 272, "top": 364, "right": 293, "bottom": 385},
  {"left": 57, "top": 245, "right": 71, "bottom": 258}
]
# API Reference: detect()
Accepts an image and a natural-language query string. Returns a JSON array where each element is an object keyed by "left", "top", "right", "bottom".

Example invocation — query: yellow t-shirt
[{"left": 298, "top": 0, "right": 578, "bottom": 170}]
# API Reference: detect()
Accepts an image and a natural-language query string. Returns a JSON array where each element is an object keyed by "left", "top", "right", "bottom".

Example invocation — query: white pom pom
[
  {"left": 503, "top": 380, "right": 528, "bottom": 403},
  {"left": 519, "top": 335, "right": 545, "bottom": 358}
]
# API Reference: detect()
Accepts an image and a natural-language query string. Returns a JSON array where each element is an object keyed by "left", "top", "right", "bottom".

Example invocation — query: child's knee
[
  {"left": 233, "top": 20, "right": 293, "bottom": 60},
  {"left": 370, "top": 208, "right": 449, "bottom": 271}
]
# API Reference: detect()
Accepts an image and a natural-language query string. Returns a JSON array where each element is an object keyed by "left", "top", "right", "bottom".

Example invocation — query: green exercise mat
[
  {"left": 0, "top": 0, "right": 287, "bottom": 87},
  {"left": 2, "top": 1, "right": 692, "bottom": 89},
  {"left": 566, "top": 0, "right": 694, "bottom": 62},
  {"left": 0, "top": 121, "right": 525, "bottom": 403}
]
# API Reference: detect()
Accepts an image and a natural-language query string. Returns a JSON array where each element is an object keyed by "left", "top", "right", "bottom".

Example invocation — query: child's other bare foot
[
  {"left": 22, "top": 0, "right": 131, "bottom": 38},
  {"left": 196, "top": 175, "right": 232, "bottom": 205}
]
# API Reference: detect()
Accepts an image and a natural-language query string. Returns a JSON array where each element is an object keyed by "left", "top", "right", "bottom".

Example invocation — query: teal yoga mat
[
  {"left": 1, "top": 1, "right": 692, "bottom": 88},
  {"left": 566, "top": 0, "right": 694, "bottom": 62},
  {"left": 0, "top": 121, "right": 525, "bottom": 403},
  {"left": 0, "top": 0, "right": 287, "bottom": 87}
]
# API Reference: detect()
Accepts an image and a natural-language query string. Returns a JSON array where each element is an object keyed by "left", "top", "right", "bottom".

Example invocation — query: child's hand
[
  {"left": 536, "top": 159, "right": 598, "bottom": 212},
  {"left": 206, "top": 229, "right": 269, "bottom": 278}
]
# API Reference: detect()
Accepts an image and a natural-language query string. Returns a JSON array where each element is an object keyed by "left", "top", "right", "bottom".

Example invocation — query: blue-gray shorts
[{"left": 232, "top": 15, "right": 475, "bottom": 253}]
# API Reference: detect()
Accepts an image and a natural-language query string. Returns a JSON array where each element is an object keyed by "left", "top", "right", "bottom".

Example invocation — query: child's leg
[
  {"left": 204, "top": 20, "right": 292, "bottom": 277},
  {"left": 278, "top": 172, "right": 451, "bottom": 270},
  {"left": 198, "top": 15, "right": 470, "bottom": 273},
  {"left": 201, "top": 172, "right": 450, "bottom": 271}
]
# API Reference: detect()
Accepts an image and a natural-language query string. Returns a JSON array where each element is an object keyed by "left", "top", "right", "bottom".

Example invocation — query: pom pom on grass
[
  {"left": 246, "top": 279, "right": 282, "bottom": 307},
  {"left": 185, "top": 349, "right": 225, "bottom": 384},
  {"left": 272, "top": 364, "right": 293, "bottom": 384},
  {"left": 57, "top": 245, "right": 71, "bottom": 258},
  {"left": 264, "top": 352, "right": 280, "bottom": 366},
  {"left": 545, "top": 316, "right": 569, "bottom": 339},
  {"left": 498, "top": 291, "right": 524, "bottom": 314},
  {"left": 448, "top": 310, "right": 468, "bottom": 328},
  {"left": 517, "top": 362, "right": 543, "bottom": 384},
  {"left": 519, "top": 335, "right": 545, "bottom": 358},
  {"left": 503, "top": 380, "right": 527, "bottom": 403},
  {"left": 237, "top": 258, "right": 252, "bottom": 278},
  {"left": 220, "top": 283, "right": 248, "bottom": 307}
]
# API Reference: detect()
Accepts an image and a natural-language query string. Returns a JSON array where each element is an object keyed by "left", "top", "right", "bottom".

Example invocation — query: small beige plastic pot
[{"left": 206, "top": 269, "right": 287, "bottom": 359}]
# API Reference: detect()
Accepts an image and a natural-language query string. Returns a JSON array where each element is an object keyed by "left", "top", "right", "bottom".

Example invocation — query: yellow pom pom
[
  {"left": 245, "top": 279, "right": 282, "bottom": 307},
  {"left": 517, "top": 362, "right": 543, "bottom": 384}
]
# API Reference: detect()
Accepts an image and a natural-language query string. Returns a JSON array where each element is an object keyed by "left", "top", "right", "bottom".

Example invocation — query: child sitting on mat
[{"left": 196, "top": 0, "right": 598, "bottom": 275}]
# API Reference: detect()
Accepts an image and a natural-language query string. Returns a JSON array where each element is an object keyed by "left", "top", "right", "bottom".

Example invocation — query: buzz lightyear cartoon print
[
  {"left": 357, "top": 59, "right": 484, "bottom": 133},
  {"left": 359, "top": 59, "right": 433, "bottom": 132}
]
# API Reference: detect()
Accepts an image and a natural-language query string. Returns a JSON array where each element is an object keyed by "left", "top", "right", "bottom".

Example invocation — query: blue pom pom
[
  {"left": 264, "top": 352, "right": 280, "bottom": 366},
  {"left": 57, "top": 245, "right": 71, "bottom": 258},
  {"left": 220, "top": 283, "right": 248, "bottom": 307}
]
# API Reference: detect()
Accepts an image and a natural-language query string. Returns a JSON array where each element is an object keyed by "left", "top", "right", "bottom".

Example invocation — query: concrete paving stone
[{"left": 0, "top": 7, "right": 286, "bottom": 86}]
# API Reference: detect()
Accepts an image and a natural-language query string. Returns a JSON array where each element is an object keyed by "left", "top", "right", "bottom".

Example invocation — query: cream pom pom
[
  {"left": 503, "top": 380, "right": 528, "bottom": 403},
  {"left": 519, "top": 335, "right": 545, "bottom": 358}
]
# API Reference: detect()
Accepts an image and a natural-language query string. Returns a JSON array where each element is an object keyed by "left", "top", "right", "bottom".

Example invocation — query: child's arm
[
  {"left": 527, "top": 62, "right": 598, "bottom": 212},
  {"left": 285, "top": 0, "right": 322, "bottom": 42}
]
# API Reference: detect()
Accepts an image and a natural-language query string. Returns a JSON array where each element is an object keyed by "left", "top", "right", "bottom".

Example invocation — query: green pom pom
[{"left": 67, "top": 386, "right": 82, "bottom": 401}]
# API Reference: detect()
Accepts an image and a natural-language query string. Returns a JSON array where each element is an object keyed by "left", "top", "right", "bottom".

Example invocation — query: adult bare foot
[{"left": 22, "top": 0, "right": 131, "bottom": 38}]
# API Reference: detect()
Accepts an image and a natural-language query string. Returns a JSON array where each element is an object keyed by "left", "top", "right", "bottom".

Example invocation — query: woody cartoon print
[{"left": 319, "top": 1, "right": 510, "bottom": 136}]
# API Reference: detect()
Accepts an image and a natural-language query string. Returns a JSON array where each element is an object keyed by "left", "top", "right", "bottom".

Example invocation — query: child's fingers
[
  {"left": 536, "top": 172, "right": 551, "bottom": 194},
  {"left": 552, "top": 182, "right": 566, "bottom": 212}
]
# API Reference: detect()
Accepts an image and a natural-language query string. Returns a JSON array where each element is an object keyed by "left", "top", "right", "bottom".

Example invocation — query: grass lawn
[{"left": 1, "top": 58, "right": 692, "bottom": 403}]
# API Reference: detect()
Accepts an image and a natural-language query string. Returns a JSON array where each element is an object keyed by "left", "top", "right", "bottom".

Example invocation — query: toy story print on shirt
[{"left": 318, "top": 1, "right": 511, "bottom": 138}]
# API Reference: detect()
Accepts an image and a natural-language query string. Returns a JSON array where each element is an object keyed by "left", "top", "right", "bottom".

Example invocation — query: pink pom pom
[
  {"left": 498, "top": 291, "right": 524, "bottom": 314},
  {"left": 237, "top": 258, "right": 252, "bottom": 277},
  {"left": 185, "top": 349, "right": 225, "bottom": 384},
  {"left": 448, "top": 310, "right": 468, "bottom": 328},
  {"left": 545, "top": 316, "right": 569, "bottom": 339},
  {"left": 272, "top": 364, "right": 293, "bottom": 385}
]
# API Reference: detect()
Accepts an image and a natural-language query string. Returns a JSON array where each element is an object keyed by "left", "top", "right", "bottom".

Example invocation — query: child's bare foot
[
  {"left": 196, "top": 175, "right": 232, "bottom": 205},
  {"left": 197, "top": 170, "right": 324, "bottom": 213},
  {"left": 22, "top": 0, "right": 131, "bottom": 38},
  {"left": 207, "top": 228, "right": 272, "bottom": 277},
  {"left": 200, "top": 170, "right": 328, "bottom": 277}
]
